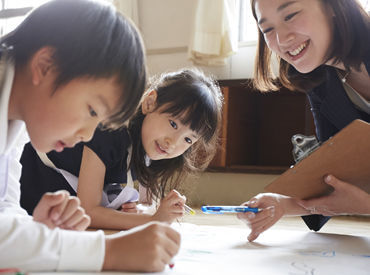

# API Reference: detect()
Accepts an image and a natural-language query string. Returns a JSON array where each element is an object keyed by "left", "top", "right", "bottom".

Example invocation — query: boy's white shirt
[{"left": 0, "top": 54, "right": 105, "bottom": 271}]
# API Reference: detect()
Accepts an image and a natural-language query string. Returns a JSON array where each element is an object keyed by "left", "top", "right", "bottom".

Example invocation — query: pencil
[{"left": 184, "top": 204, "right": 196, "bottom": 215}]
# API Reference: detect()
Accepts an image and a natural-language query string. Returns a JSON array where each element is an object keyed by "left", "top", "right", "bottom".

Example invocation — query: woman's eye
[
  {"left": 89, "top": 106, "right": 97, "bottom": 117},
  {"left": 285, "top": 11, "right": 299, "bottom": 21},
  {"left": 185, "top": 137, "right": 193, "bottom": 144},
  {"left": 262, "top": 27, "right": 273, "bottom": 34},
  {"left": 169, "top": 120, "right": 177, "bottom": 129}
]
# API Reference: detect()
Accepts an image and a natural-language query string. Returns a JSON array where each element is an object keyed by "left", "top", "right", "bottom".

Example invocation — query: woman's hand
[
  {"left": 151, "top": 190, "right": 186, "bottom": 224},
  {"left": 33, "top": 190, "right": 91, "bottom": 231},
  {"left": 297, "top": 175, "right": 370, "bottom": 216},
  {"left": 237, "top": 193, "right": 309, "bottom": 242}
]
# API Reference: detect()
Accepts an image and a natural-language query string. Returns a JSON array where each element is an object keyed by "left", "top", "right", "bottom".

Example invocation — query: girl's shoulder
[{"left": 85, "top": 127, "right": 131, "bottom": 166}]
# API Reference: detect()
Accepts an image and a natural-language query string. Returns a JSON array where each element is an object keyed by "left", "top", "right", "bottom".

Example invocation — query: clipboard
[{"left": 264, "top": 119, "right": 370, "bottom": 199}]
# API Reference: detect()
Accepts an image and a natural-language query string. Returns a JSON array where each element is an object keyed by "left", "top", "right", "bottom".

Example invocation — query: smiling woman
[{"left": 235, "top": 0, "right": 370, "bottom": 242}]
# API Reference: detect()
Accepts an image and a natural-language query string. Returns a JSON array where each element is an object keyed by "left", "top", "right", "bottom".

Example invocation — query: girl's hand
[
  {"left": 297, "top": 175, "right": 370, "bottom": 216},
  {"left": 237, "top": 193, "right": 292, "bottom": 242},
  {"left": 120, "top": 202, "right": 142, "bottom": 213},
  {"left": 152, "top": 190, "right": 186, "bottom": 224},
  {"left": 33, "top": 190, "right": 91, "bottom": 231}
]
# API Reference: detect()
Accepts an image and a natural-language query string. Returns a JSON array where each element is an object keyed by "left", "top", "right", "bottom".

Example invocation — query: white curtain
[
  {"left": 188, "top": 0, "right": 238, "bottom": 66},
  {"left": 113, "top": 0, "right": 140, "bottom": 27}
]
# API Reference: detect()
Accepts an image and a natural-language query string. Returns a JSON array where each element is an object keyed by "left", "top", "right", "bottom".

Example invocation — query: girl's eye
[
  {"left": 285, "top": 11, "right": 299, "bottom": 21},
  {"left": 89, "top": 106, "right": 98, "bottom": 117},
  {"left": 169, "top": 120, "right": 177, "bottom": 129},
  {"left": 185, "top": 137, "right": 193, "bottom": 144}
]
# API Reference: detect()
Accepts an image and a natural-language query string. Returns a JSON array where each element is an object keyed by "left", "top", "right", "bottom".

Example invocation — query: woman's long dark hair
[
  {"left": 250, "top": 0, "right": 370, "bottom": 92},
  {"left": 128, "top": 68, "right": 223, "bottom": 200}
]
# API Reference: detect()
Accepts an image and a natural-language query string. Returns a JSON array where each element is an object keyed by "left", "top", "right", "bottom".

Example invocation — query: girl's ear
[
  {"left": 30, "top": 46, "right": 55, "bottom": 86},
  {"left": 142, "top": 90, "right": 158, "bottom": 114}
]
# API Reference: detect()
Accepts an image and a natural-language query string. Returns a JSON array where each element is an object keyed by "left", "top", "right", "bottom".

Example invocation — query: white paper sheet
[{"left": 30, "top": 223, "right": 370, "bottom": 275}]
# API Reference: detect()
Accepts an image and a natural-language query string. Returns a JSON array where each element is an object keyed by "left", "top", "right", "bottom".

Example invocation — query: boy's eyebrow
[
  {"left": 258, "top": 1, "right": 297, "bottom": 25},
  {"left": 98, "top": 95, "right": 112, "bottom": 115}
]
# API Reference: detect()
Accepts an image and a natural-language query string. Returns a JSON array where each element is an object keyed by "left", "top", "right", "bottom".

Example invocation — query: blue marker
[{"left": 201, "top": 205, "right": 260, "bottom": 214}]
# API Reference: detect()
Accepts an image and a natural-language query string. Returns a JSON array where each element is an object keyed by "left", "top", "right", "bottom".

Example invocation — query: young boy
[{"left": 0, "top": 0, "right": 180, "bottom": 272}]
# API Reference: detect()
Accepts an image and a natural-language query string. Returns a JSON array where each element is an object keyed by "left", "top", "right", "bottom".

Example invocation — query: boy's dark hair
[
  {"left": 1, "top": 0, "right": 146, "bottom": 128},
  {"left": 128, "top": 68, "right": 223, "bottom": 200},
  {"left": 250, "top": 0, "right": 370, "bottom": 92}
]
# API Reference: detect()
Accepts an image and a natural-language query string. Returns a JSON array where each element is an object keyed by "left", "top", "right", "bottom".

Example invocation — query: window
[
  {"left": 238, "top": 0, "right": 370, "bottom": 44},
  {"left": 0, "top": 0, "right": 52, "bottom": 36}
]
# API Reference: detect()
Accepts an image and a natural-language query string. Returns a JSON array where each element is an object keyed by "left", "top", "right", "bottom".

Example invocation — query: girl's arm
[{"left": 78, "top": 146, "right": 153, "bottom": 230}]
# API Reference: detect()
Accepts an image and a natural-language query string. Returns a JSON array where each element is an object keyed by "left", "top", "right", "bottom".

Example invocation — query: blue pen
[{"left": 201, "top": 205, "right": 260, "bottom": 214}]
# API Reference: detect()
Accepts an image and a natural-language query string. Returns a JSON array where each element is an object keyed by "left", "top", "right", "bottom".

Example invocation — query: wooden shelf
[{"left": 209, "top": 79, "right": 315, "bottom": 174}]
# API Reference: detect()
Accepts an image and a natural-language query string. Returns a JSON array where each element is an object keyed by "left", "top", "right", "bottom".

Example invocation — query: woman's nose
[{"left": 276, "top": 26, "right": 294, "bottom": 46}]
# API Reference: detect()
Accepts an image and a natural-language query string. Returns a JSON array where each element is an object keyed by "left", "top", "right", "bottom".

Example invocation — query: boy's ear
[
  {"left": 142, "top": 90, "right": 157, "bottom": 114},
  {"left": 30, "top": 46, "right": 56, "bottom": 86}
]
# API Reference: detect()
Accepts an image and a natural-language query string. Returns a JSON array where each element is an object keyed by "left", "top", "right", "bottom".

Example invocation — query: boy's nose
[{"left": 77, "top": 123, "right": 97, "bottom": 143}]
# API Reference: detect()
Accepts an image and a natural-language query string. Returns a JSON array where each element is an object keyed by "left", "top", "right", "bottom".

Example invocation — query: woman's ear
[
  {"left": 30, "top": 46, "right": 55, "bottom": 86},
  {"left": 142, "top": 90, "right": 158, "bottom": 114}
]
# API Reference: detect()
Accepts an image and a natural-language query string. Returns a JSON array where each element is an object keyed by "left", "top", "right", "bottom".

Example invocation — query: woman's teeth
[{"left": 289, "top": 41, "right": 307, "bottom": 56}]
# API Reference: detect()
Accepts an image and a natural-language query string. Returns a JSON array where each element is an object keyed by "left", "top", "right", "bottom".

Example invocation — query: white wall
[{"left": 138, "top": 0, "right": 257, "bottom": 79}]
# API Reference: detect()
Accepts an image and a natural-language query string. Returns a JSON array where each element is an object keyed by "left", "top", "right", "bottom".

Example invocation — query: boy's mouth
[{"left": 55, "top": 140, "right": 66, "bottom": 152}]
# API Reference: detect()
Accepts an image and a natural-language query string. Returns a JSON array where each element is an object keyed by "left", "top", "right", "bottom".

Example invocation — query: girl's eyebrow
[{"left": 258, "top": 1, "right": 298, "bottom": 25}]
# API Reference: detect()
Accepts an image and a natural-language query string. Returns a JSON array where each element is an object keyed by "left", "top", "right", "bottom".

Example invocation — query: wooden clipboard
[{"left": 264, "top": 119, "right": 370, "bottom": 199}]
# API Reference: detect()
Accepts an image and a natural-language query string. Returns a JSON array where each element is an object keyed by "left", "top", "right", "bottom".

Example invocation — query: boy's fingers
[
  {"left": 62, "top": 212, "right": 91, "bottom": 231},
  {"left": 60, "top": 207, "right": 88, "bottom": 229},
  {"left": 54, "top": 197, "right": 80, "bottom": 224},
  {"left": 33, "top": 191, "right": 69, "bottom": 221}
]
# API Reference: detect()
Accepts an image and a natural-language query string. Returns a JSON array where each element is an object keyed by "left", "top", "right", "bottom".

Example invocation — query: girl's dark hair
[
  {"left": 1, "top": 0, "right": 146, "bottom": 129},
  {"left": 250, "top": 0, "right": 370, "bottom": 92},
  {"left": 128, "top": 68, "right": 223, "bottom": 200}
]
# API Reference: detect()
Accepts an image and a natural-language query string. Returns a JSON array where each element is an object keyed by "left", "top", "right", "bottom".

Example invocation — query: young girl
[
  {"left": 20, "top": 68, "right": 223, "bottom": 230},
  {"left": 237, "top": 0, "right": 370, "bottom": 241},
  {"left": 1, "top": 0, "right": 181, "bottom": 272}
]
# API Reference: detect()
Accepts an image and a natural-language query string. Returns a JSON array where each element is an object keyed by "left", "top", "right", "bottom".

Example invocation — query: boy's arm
[{"left": 0, "top": 213, "right": 105, "bottom": 271}]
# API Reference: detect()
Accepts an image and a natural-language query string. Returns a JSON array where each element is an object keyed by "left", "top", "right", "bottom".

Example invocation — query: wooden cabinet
[{"left": 209, "top": 79, "right": 315, "bottom": 174}]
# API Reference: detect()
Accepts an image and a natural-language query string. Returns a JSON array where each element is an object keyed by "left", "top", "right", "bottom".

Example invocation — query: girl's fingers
[{"left": 122, "top": 202, "right": 137, "bottom": 209}]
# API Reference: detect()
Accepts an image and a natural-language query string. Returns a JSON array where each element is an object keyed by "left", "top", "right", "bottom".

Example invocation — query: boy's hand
[
  {"left": 103, "top": 222, "right": 181, "bottom": 272},
  {"left": 33, "top": 190, "right": 91, "bottom": 231},
  {"left": 152, "top": 190, "right": 186, "bottom": 224},
  {"left": 120, "top": 202, "right": 141, "bottom": 213}
]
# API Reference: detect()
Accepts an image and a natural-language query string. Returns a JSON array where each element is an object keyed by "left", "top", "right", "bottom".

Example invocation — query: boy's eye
[
  {"left": 185, "top": 137, "right": 193, "bottom": 144},
  {"left": 285, "top": 11, "right": 299, "bottom": 21},
  {"left": 89, "top": 106, "right": 98, "bottom": 117},
  {"left": 169, "top": 120, "right": 177, "bottom": 129}
]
